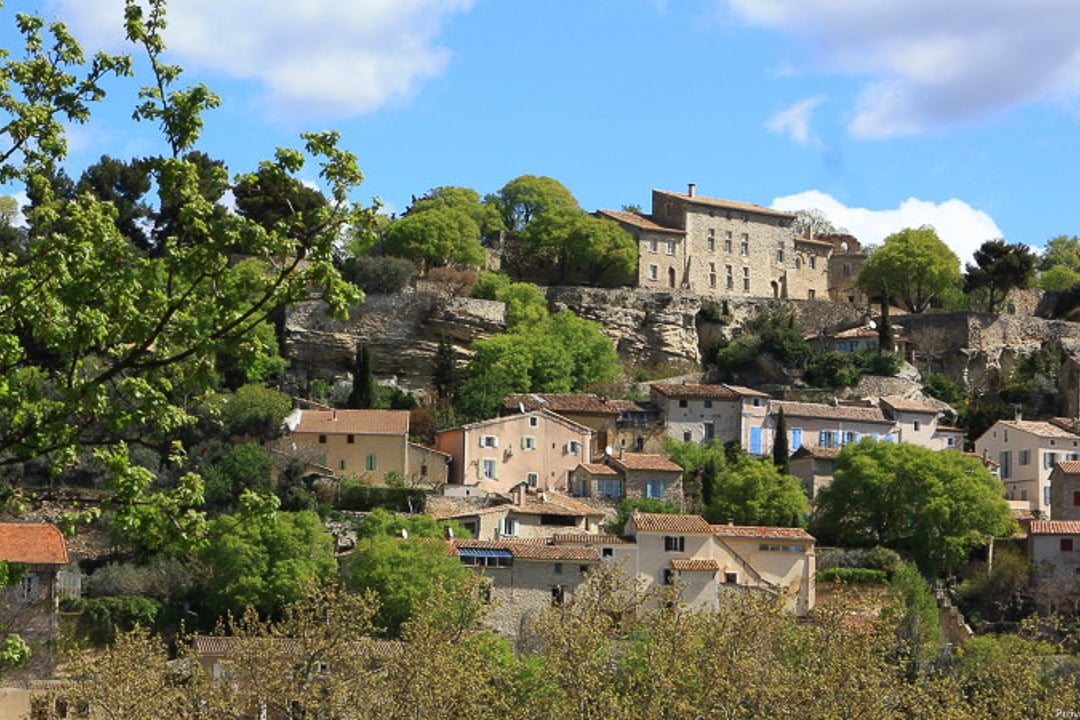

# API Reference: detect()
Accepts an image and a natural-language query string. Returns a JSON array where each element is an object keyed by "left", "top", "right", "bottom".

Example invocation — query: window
[
  {"left": 709, "top": 262, "right": 717, "bottom": 288},
  {"left": 662, "top": 568, "right": 675, "bottom": 585},
  {"left": 553, "top": 563, "right": 563, "bottom": 575},
  {"left": 502, "top": 517, "right": 518, "bottom": 536},
  {"left": 567, "top": 440, "right": 582, "bottom": 453},
  {"left": 318, "top": 434, "right": 327, "bottom": 444},
  {"left": 480, "top": 435, "right": 499, "bottom": 448},
  {"left": 725, "top": 265, "right": 734, "bottom": 290},
  {"left": 420, "top": 463, "right": 428, "bottom": 477},
  {"left": 551, "top": 586, "right": 566, "bottom": 605},
  {"left": 795, "top": 258, "right": 801, "bottom": 269},
  {"left": 724, "top": 230, "right": 733, "bottom": 253},
  {"left": 807, "top": 289, "right": 816, "bottom": 299},
  {"left": 602, "top": 547, "right": 614, "bottom": 558},
  {"left": 704, "top": 422, "right": 715, "bottom": 440},
  {"left": 1020, "top": 449, "right": 1031, "bottom": 466},
  {"left": 740, "top": 233, "right": 749, "bottom": 255},
  {"left": 808, "top": 256, "right": 816, "bottom": 270},
  {"left": 842, "top": 263, "right": 851, "bottom": 277},
  {"left": 649, "top": 238, "right": 658, "bottom": 253},
  {"left": 819, "top": 430, "right": 838, "bottom": 449},
  {"left": 913, "top": 421, "right": 921, "bottom": 432},
  {"left": 365, "top": 454, "right": 377, "bottom": 471},
  {"left": 1045, "top": 486, "right": 1052, "bottom": 507},
  {"left": 648, "top": 264, "right": 658, "bottom": 281},
  {"left": 666, "top": 240, "right": 676, "bottom": 255},
  {"left": 527, "top": 472, "right": 539, "bottom": 487},
  {"left": 843, "top": 431, "right": 858, "bottom": 445},
  {"left": 346, "top": 434, "right": 355, "bottom": 444},
  {"left": 678, "top": 399, "right": 688, "bottom": 408},
  {"left": 776, "top": 242, "right": 784, "bottom": 263},
  {"left": 683, "top": 431, "right": 692, "bottom": 442},
  {"left": 742, "top": 267, "right": 750, "bottom": 292},
  {"left": 597, "top": 478, "right": 623, "bottom": 498},
  {"left": 1045, "top": 452, "right": 1059, "bottom": 469},
  {"left": 999, "top": 451, "right": 1012, "bottom": 479},
  {"left": 664, "top": 535, "right": 685, "bottom": 552},
  {"left": 647, "top": 479, "right": 667, "bottom": 499},
  {"left": 529, "top": 416, "right": 539, "bottom": 427},
  {"left": 482, "top": 458, "right": 497, "bottom": 479},
  {"left": 339, "top": 459, "right": 346, "bottom": 471},
  {"left": 704, "top": 399, "right": 713, "bottom": 409},
  {"left": 707, "top": 229, "right": 715, "bottom": 251},
  {"left": 947, "top": 437, "right": 955, "bottom": 447},
  {"left": 1073, "top": 490, "right": 1080, "bottom": 506},
  {"left": 1063, "top": 538, "right": 1074, "bottom": 552},
  {"left": 522, "top": 436, "right": 537, "bottom": 450},
  {"left": 724, "top": 571, "right": 738, "bottom": 584}
]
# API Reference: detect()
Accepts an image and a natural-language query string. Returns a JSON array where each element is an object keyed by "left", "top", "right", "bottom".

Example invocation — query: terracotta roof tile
[
  {"left": 293, "top": 409, "right": 409, "bottom": 436},
  {"left": 630, "top": 512, "right": 712, "bottom": 534},
  {"left": 671, "top": 558, "right": 720, "bottom": 571},
  {"left": 722, "top": 384, "right": 771, "bottom": 398},
  {"left": 0, "top": 523, "right": 68, "bottom": 565},
  {"left": 772, "top": 401, "right": 891, "bottom": 424},
  {"left": 711, "top": 524, "right": 815, "bottom": 541},
  {"left": 997, "top": 419, "right": 1080, "bottom": 439},
  {"left": 790, "top": 445, "right": 841, "bottom": 460},
  {"left": 1057, "top": 461, "right": 1080, "bottom": 475},
  {"left": 1030, "top": 521, "right": 1080, "bottom": 535},
  {"left": 652, "top": 190, "right": 796, "bottom": 220},
  {"left": 609, "top": 453, "right": 683, "bottom": 473},
  {"left": 879, "top": 396, "right": 938, "bottom": 413},
  {"left": 578, "top": 462, "right": 620, "bottom": 476},
  {"left": 596, "top": 210, "right": 685, "bottom": 234},
  {"left": 650, "top": 383, "right": 739, "bottom": 400},
  {"left": 551, "top": 532, "right": 634, "bottom": 546},
  {"left": 502, "top": 393, "right": 620, "bottom": 416},
  {"left": 450, "top": 538, "right": 600, "bottom": 561}
]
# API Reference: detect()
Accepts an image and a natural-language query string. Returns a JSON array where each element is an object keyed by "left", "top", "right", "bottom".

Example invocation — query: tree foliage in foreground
[
  {"left": 0, "top": 1, "right": 373, "bottom": 546},
  {"left": 811, "top": 440, "right": 1016, "bottom": 575},
  {"left": 53, "top": 569, "right": 1080, "bottom": 720}
]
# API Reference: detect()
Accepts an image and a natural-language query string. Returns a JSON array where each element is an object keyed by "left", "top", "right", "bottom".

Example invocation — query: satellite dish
[
  {"left": 604, "top": 445, "right": 613, "bottom": 456},
  {"left": 519, "top": 401, "right": 526, "bottom": 414},
  {"left": 400, "top": 528, "right": 408, "bottom": 539},
  {"left": 868, "top": 320, "right": 877, "bottom": 329}
]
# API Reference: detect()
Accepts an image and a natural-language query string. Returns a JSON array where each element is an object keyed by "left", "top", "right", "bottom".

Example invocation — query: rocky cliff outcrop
[{"left": 284, "top": 292, "right": 505, "bottom": 388}]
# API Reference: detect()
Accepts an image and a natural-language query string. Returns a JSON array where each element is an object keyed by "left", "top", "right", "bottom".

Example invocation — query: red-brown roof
[
  {"left": 450, "top": 539, "right": 600, "bottom": 561},
  {"left": 723, "top": 384, "right": 771, "bottom": 398},
  {"left": 629, "top": 512, "right": 712, "bottom": 534},
  {"left": 711, "top": 524, "right": 815, "bottom": 541},
  {"left": 671, "top": 558, "right": 720, "bottom": 572},
  {"left": 651, "top": 383, "right": 739, "bottom": 400},
  {"left": 577, "top": 462, "right": 620, "bottom": 476},
  {"left": 1056, "top": 461, "right": 1080, "bottom": 475},
  {"left": 608, "top": 453, "right": 683, "bottom": 473},
  {"left": 879, "top": 396, "right": 938, "bottom": 414},
  {"left": 772, "top": 401, "right": 891, "bottom": 425},
  {"left": 790, "top": 445, "right": 841, "bottom": 460},
  {"left": 1030, "top": 521, "right": 1080, "bottom": 535},
  {"left": 652, "top": 189, "right": 796, "bottom": 221},
  {"left": 293, "top": 409, "right": 409, "bottom": 436},
  {"left": 551, "top": 531, "right": 633, "bottom": 546},
  {"left": 596, "top": 210, "right": 685, "bottom": 235},
  {"left": 0, "top": 523, "right": 68, "bottom": 565},
  {"left": 995, "top": 419, "right": 1080, "bottom": 440},
  {"left": 502, "top": 393, "right": 620, "bottom": 416}
]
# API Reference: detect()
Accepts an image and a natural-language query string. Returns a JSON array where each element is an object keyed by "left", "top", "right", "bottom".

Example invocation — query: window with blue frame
[{"left": 646, "top": 479, "right": 666, "bottom": 499}]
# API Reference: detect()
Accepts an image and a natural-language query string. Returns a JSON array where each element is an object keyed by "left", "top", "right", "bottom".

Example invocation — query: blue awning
[{"left": 457, "top": 548, "right": 513, "bottom": 559}]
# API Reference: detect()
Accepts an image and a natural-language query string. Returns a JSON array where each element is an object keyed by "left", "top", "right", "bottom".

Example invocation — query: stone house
[
  {"left": 822, "top": 233, "right": 868, "bottom": 306},
  {"left": 1028, "top": 520, "right": 1080, "bottom": 582},
  {"left": 1049, "top": 460, "right": 1080, "bottom": 520},
  {"left": 788, "top": 445, "right": 842, "bottom": 500},
  {"left": 789, "top": 235, "right": 833, "bottom": 300},
  {"left": 431, "top": 485, "right": 605, "bottom": 541},
  {"left": 649, "top": 382, "right": 768, "bottom": 450},
  {"left": 435, "top": 409, "right": 593, "bottom": 494},
  {"left": 610, "top": 399, "right": 667, "bottom": 455},
  {"left": 974, "top": 418, "right": 1080, "bottom": 516},
  {"left": 602, "top": 187, "right": 798, "bottom": 299},
  {"left": 878, "top": 396, "right": 963, "bottom": 451},
  {"left": 766, "top": 400, "right": 897, "bottom": 454},
  {"left": 570, "top": 452, "right": 684, "bottom": 505}
]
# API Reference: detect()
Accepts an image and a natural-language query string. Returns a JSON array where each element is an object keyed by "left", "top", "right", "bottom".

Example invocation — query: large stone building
[{"left": 600, "top": 185, "right": 850, "bottom": 302}]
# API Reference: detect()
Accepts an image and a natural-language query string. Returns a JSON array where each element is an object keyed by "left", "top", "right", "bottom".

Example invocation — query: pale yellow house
[
  {"left": 435, "top": 409, "right": 594, "bottom": 494},
  {"left": 879, "top": 396, "right": 962, "bottom": 450},
  {"left": 974, "top": 418, "right": 1080, "bottom": 516}
]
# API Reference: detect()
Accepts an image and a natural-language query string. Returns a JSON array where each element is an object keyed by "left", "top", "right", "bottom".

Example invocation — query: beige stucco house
[
  {"left": 432, "top": 486, "right": 605, "bottom": 541},
  {"left": 878, "top": 396, "right": 962, "bottom": 451},
  {"left": 435, "top": 409, "right": 593, "bottom": 494},
  {"left": 974, "top": 418, "right": 1080, "bottom": 516},
  {"left": 768, "top": 400, "right": 897, "bottom": 455},
  {"left": 650, "top": 382, "right": 769, "bottom": 451},
  {"left": 500, "top": 393, "right": 621, "bottom": 457}
]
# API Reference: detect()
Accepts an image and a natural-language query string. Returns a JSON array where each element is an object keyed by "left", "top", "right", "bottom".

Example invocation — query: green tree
[
  {"left": 1038, "top": 234, "right": 1080, "bottom": 272},
  {"left": 347, "top": 342, "right": 377, "bottom": 409},
  {"left": 564, "top": 213, "right": 637, "bottom": 283},
  {"left": 221, "top": 383, "right": 293, "bottom": 440},
  {"left": 198, "top": 508, "right": 337, "bottom": 619},
  {"left": 203, "top": 442, "right": 275, "bottom": 510},
  {"left": 811, "top": 440, "right": 1015, "bottom": 575},
  {"left": 0, "top": 2, "right": 368, "bottom": 544},
  {"left": 792, "top": 207, "right": 836, "bottom": 237},
  {"left": 773, "top": 407, "right": 790, "bottom": 473},
  {"left": 382, "top": 204, "right": 486, "bottom": 269},
  {"left": 342, "top": 509, "right": 471, "bottom": 637},
  {"left": 963, "top": 238, "right": 1036, "bottom": 314},
  {"left": 0, "top": 562, "right": 30, "bottom": 681},
  {"left": 666, "top": 441, "right": 806, "bottom": 527},
  {"left": 75, "top": 155, "right": 152, "bottom": 250},
  {"left": 857, "top": 226, "right": 960, "bottom": 313},
  {"left": 1037, "top": 264, "right": 1080, "bottom": 291},
  {"left": 431, "top": 336, "right": 458, "bottom": 406}
]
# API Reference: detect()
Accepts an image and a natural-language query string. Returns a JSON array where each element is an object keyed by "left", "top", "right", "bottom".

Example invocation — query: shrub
[
  {"left": 816, "top": 567, "right": 888, "bottom": 584},
  {"left": 342, "top": 255, "right": 417, "bottom": 294},
  {"left": 923, "top": 373, "right": 964, "bottom": 404},
  {"left": 425, "top": 266, "right": 477, "bottom": 297},
  {"left": 337, "top": 480, "right": 428, "bottom": 512},
  {"left": 221, "top": 384, "right": 293, "bottom": 440},
  {"left": 78, "top": 596, "right": 162, "bottom": 645}
]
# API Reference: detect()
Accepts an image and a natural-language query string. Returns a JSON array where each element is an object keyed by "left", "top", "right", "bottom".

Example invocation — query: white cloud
[
  {"left": 48, "top": 0, "right": 474, "bottom": 119},
  {"left": 766, "top": 97, "right": 823, "bottom": 145},
  {"left": 726, "top": 0, "right": 1080, "bottom": 138},
  {"left": 770, "top": 190, "right": 1003, "bottom": 266}
]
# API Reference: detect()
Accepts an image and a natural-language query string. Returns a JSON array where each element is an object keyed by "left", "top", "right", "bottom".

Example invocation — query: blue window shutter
[
  {"left": 791, "top": 428, "right": 802, "bottom": 450},
  {"left": 749, "top": 427, "right": 762, "bottom": 454}
]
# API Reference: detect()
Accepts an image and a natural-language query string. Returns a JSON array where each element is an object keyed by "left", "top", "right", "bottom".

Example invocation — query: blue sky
[{"left": 13, "top": 0, "right": 1080, "bottom": 264}]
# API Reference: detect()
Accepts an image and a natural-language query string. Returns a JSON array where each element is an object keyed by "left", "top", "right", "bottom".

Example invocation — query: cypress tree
[
  {"left": 347, "top": 341, "right": 377, "bottom": 409},
  {"left": 773, "top": 407, "right": 790, "bottom": 474}
]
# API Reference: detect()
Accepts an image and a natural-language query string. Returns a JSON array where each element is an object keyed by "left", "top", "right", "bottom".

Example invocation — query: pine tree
[{"left": 773, "top": 408, "right": 790, "bottom": 474}]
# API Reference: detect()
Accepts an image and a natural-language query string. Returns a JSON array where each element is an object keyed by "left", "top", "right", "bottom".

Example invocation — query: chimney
[
  {"left": 512, "top": 483, "right": 526, "bottom": 506},
  {"left": 687, "top": 183, "right": 696, "bottom": 198},
  {"left": 332, "top": 408, "right": 337, "bottom": 421},
  {"left": 1014, "top": 405, "right": 1023, "bottom": 422}
]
